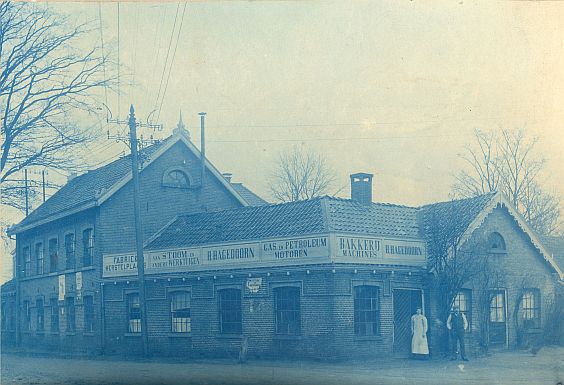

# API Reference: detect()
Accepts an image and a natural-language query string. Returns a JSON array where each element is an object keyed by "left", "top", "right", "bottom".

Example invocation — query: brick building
[{"left": 2, "top": 123, "right": 563, "bottom": 359}]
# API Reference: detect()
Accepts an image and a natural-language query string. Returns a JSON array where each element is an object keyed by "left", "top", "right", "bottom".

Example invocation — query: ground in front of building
[{"left": 1, "top": 347, "right": 563, "bottom": 385}]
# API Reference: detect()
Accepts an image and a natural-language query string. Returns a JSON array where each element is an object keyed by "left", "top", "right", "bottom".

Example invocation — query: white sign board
[
  {"left": 246, "top": 278, "right": 262, "bottom": 293},
  {"left": 58, "top": 275, "right": 65, "bottom": 301}
]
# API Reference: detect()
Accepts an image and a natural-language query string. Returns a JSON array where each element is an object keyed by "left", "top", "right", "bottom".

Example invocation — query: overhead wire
[
  {"left": 152, "top": 3, "right": 181, "bottom": 120},
  {"left": 156, "top": 2, "right": 188, "bottom": 124}
]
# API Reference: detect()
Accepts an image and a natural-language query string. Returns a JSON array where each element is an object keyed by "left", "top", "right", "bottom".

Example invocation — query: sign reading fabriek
[{"left": 103, "top": 236, "right": 330, "bottom": 277}]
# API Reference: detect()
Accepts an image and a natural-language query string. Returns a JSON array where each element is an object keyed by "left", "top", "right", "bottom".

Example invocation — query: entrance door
[
  {"left": 489, "top": 290, "right": 507, "bottom": 346},
  {"left": 393, "top": 289, "right": 422, "bottom": 354}
]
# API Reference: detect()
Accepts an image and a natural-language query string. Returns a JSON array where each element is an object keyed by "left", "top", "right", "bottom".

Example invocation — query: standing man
[{"left": 446, "top": 305, "right": 469, "bottom": 361}]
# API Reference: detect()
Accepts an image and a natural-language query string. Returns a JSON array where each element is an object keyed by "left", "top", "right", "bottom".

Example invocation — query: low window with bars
[
  {"left": 170, "top": 292, "right": 191, "bottom": 333},
  {"left": 127, "top": 293, "right": 141, "bottom": 333}
]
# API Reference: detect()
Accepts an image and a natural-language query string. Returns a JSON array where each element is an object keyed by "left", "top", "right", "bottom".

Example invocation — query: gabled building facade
[{"left": 2, "top": 125, "right": 265, "bottom": 352}]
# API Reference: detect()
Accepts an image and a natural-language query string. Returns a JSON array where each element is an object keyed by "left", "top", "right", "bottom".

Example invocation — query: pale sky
[{"left": 3, "top": 1, "right": 564, "bottom": 282}]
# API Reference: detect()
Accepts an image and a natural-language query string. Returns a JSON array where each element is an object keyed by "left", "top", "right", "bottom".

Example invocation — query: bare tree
[
  {"left": 0, "top": 2, "right": 113, "bottom": 211},
  {"left": 269, "top": 145, "right": 336, "bottom": 202},
  {"left": 452, "top": 128, "right": 561, "bottom": 235}
]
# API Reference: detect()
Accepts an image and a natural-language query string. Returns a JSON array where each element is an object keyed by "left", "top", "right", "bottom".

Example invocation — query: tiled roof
[
  {"left": 541, "top": 236, "right": 564, "bottom": 272},
  {"left": 147, "top": 197, "right": 422, "bottom": 250},
  {"left": 146, "top": 197, "right": 327, "bottom": 250},
  {"left": 13, "top": 139, "right": 169, "bottom": 231},
  {"left": 326, "top": 198, "right": 419, "bottom": 238},
  {"left": 417, "top": 193, "right": 497, "bottom": 246},
  {"left": 230, "top": 183, "right": 268, "bottom": 206},
  {"left": 11, "top": 136, "right": 266, "bottom": 232}
]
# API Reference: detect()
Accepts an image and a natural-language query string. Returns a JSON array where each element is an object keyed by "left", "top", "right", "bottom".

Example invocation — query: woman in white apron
[{"left": 411, "top": 308, "right": 429, "bottom": 359}]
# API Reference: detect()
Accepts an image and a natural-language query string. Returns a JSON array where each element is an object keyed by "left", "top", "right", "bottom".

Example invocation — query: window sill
[
  {"left": 48, "top": 331, "right": 59, "bottom": 335},
  {"left": 216, "top": 334, "right": 243, "bottom": 339},
  {"left": 168, "top": 333, "right": 192, "bottom": 338},
  {"left": 488, "top": 249, "right": 507, "bottom": 255},
  {"left": 273, "top": 334, "right": 302, "bottom": 341},
  {"left": 36, "top": 331, "right": 45, "bottom": 336},
  {"left": 65, "top": 332, "right": 77, "bottom": 336},
  {"left": 83, "top": 332, "right": 96, "bottom": 336},
  {"left": 354, "top": 335, "right": 383, "bottom": 342},
  {"left": 124, "top": 333, "right": 142, "bottom": 337}
]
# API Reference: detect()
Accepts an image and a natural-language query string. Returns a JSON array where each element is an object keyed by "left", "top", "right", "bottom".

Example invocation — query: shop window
[
  {"left": 50, "top": 298, "right": 59, "bottom": 333},
  {"left": 274, "top": 287, "right": 301, "bottom": 335},
  {"left": 488, "top": 232, "right": 506, "bottom": 252},
  {"left": 65, "top": 233, "right": 75, "bottom": 270},
  {"left": 162, "top": 168, "right": 191, "bottom": 188},
  {"left": 84, "top": 295, "right": 95, "bottom": 332},
  {"left": 23, "top": 300, "right": 31, "bottom": 331},
  {"left": 82, "top": 228, "right": 94, "bottom": 267},
  {"left": 65, "top": 297, "right": 76, "bottom": 332},
  {"left": 521, "top": 289, "right": 540, "bottom": 329},
  {"left": 354, "top": 285, "right": 380, "bottom": 336},
  {"left": 36, "top": 298, "right": 44, "bottom": 332},
  {"left": 127, "top": 293, "right": 141, "bottom": 333},
  {"left": 49, "top": 238, "right": 58, "bottom": 272},
  {"left": 23, "top": 246, "right": 31, "bottom": 277},
  {"left": 218, "top": 289, "right": 242, "bottom": 334},
  {"left": 170, "top": 292, "right": 191, "bottom": 333},
  {"left": 452, "top": 289, "right": 472, "bottom": 331}
]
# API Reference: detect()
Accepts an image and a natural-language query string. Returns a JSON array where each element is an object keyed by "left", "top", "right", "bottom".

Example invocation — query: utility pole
[
  {"left": 24, "top": 169, "right": 29, "bottom": 216},
  {"left": 42, "top": 169, "right": 46, "bottom": 202},
  {"left": 128, "top": 105, "right": 149, "bottom": 357}
]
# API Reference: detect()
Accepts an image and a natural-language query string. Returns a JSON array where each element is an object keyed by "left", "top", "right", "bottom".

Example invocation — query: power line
[
  {"left": 117, "top": 2, "right": 121, "bottom": 119},
  {"left": 98, "top": 3, "right": 109, "bottom": 109},
  {"left": 156, "top": 2, "right": 188, "bottom": 123},
  {"left": 153, "top": 3, "right": 180, "bottom": 119}
]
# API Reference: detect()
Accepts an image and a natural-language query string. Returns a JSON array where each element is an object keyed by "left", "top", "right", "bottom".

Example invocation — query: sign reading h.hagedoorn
[{"left": 103, "top": 236, "right": 330, "bottom": 277}]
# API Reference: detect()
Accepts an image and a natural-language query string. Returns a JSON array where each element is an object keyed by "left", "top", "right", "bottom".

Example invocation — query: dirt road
[{"left": 1, "top": 347, "right": 563, "bottom": 385}]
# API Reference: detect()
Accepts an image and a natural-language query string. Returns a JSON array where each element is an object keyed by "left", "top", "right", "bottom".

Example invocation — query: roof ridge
[{"left": 417, "top": 191, "right": 497, "bottom": 210}]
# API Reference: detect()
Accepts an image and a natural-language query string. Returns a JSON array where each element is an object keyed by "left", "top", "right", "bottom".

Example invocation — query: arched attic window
[
  {"left": 162, "top": 167, "right": 192, "bottom": 189},
  {"left": 488, "top": 232, "right": 506, "bottom": 253}
]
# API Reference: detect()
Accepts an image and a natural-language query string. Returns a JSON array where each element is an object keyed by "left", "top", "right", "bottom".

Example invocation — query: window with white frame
[
  {"left": 127, "top": 293, "right": 141, "bottom": 333},
  {"left": 48, "top": 238, "right": 58, "bottom": 273},
  {"left": 23, "top": 246, "right": 31, "bottom": 277},
  {"left": 65, "top": 297, "right": 75, "bottom": 332},
  {"left": 274, "top": 286, "right": 301, "bottom": 335},
  {"left": 36, "top": 243, "right": 44, "bottom": 275},
  {"left": 36, "top": 298, "right": 44, "bottom": 332},
  {"left": 354, "top": 285, "right": 380, "bottom": 336},
  {"left": 50, "top": 298, "right": 59, "bottom": 332},
  {"left": 84, "top": 295, "right": 95, "bottom": 332},
  {"left": 452, "top": 289, "right": 472, "bottom": 330},
  {"left": 23, "top": 300, "right": 31, "bottom": 331},
  {"left": 170, "top": 292, "right": 191, "bottom": 333},
  {"left": 521, "top": 289, "right": 540, "bottom": 329},
  {"left": 65, "top": 233, "right": 75, "bottom": 270},
  {"left": 489, "top": 291, "right": 506, "bottom": 322},
  {"left": 82, "top": 228, "right": 94, "bottom": 267}
]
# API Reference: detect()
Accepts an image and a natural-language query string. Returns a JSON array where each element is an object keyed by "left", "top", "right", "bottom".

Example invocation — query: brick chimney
[{"left": 350, "top": 173, "right": 373, "bottom": 205}]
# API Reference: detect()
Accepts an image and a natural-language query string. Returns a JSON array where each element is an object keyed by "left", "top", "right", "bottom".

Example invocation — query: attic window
[
  {"left": 488, "top": 232, "right": 506, "bottom": 253},
  {"left": 162, "top": 168, "right": 191, "bottom": 189}
]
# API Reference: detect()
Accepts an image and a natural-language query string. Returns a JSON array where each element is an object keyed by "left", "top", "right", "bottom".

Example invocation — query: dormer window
[
  {"left": 162, "top": 167, "right": 192, "bottom": 189},
  {"left": 488, "top": 232, "right": 506, "bottom": 253}
]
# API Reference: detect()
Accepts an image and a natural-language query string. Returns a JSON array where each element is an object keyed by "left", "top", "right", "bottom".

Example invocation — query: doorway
[
  {"left": 393, "top": 289, "right": 423, "bottom": 354},
  {"left": 489, "top": 290, "right": 507, "bottom": 347}
]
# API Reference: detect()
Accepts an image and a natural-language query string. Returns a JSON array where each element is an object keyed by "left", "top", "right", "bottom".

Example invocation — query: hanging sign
[{"left": 246, "top": 278, "right": 263, "bottom": 293}]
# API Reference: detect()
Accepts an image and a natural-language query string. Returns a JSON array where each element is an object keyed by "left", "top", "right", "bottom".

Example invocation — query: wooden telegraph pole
[{"left": 127, "top": 105, "right": 150, "bottom": 357}]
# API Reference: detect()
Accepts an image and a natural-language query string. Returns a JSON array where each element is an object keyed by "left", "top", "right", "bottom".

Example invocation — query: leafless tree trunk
[
  {"left": 269, "top": 145, "right": 336, "bottom": 202},
  {"left": 452, "top": 128, "right": 561, "bottom": 235},
  {"left": 0, "top": 2, "right": 114, "bottom": 211}
]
